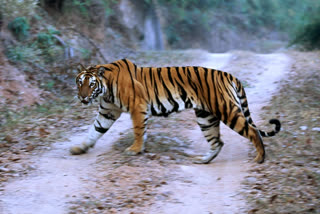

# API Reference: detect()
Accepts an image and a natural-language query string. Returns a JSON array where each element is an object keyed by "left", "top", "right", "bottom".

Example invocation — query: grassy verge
[{"left": 244, "top": 51, "right": 320, "bottom": 213}]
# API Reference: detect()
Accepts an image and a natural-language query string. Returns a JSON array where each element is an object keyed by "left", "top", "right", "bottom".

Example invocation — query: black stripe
[
  {"left": 194, "top": 67, "right": 203, "bottom": 90},
  {"left": 144, "top": 69, "right": 150, "bottom": 99},
  {"left": 186, "top": 67, "right": 198, "bottom": 95},
  {"left": 222, "top": 103, "right": 228, "bottom": 124},
  {"left": 94, "top": 126, "right": 109, "bottom": 133},
  {"left": 207, "top": 136, "right": 218, "bottom": 142},
  {"left": 199, "top": 123, "right": 214, "bottom": 130},
  {"left": 122, "top": 59, "right": 135, "bottom": 102},
  {"left": 167, "top": 67, "right": 175, "bottom": 87},
  {"left": 162, "top": 78, "right": 179, "bottom": 112},
  {"left": 229, "top": 115, "right": 238, "bottom": 130},
  {"left": 95, "top": 119, "right": 109, "bottom": 133},
  {"left": 209, "top": 118, "right": 219, "bottom": 127},
  {"left": 242, "top": 100, "right": 248, "bottom": 108},
  {"left": 204, "top": 68, "right": 211, "bottom": 110},
  {"left": 177, "top": 67, "right": 185, "bottom": 84},
  {"left": 176, "top": 81, "right": 187, "bottom": 102},
  {"left": 99, "top": 112, "right": 116, "bottom": 120},
  {"left": 212, "top": 70, "right": 221, "bottom": 120},
  {"left": 134, "top": 63, "right": 138, "bottom": 78},
  {"left": 195, "top": 109, "right": 211, "bottom": 118}
]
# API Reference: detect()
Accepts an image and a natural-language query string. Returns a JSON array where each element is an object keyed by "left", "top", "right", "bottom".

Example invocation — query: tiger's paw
[
  {"left": 254, "top": 154, "right": 265, "bottom": 164},
  {"left": 193, "top": 150, "right": 219, "bottom": 164},
  {"left": 193, "top": 143, "right": 223, "bottom": 164},
  {"left": 70, "top": 145, "right": 89, "bottom": 155},
  {"left": 124, "top": 146, "right": 143, "bottom": 156}
]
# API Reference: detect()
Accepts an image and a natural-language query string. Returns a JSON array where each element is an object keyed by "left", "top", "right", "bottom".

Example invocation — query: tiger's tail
[{"left": 235, "top": 79, "right": 281, "bottom": 137}]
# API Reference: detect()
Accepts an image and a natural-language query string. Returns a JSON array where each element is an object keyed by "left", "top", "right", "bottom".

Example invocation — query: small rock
[
  {"left": 153, "top": 124, "right": 162, "bottom": 128},
  {"left": 109, "top": 208, "right": 118, "bottom": 213},
  {"left": 311, "top": 127, "right": 320, "bottom": 132},
  {"left": 26, "top": 164, "right": 36, "bottom": 170},
  {"left": 299, "top": 126, "right": 308, "bottom": 131},
  {"left": 160, "top": 156, "right": 171, "bottom": 161},
  {"left": 146, "top": 153, "right": 159, "bottom": 160},
  {"left": 9, "top": 156, "right": 20, "bottom": 161},
  {"left": 141, "top": 178, "right": 152, "bottom": 183},
  {"left": 0, "top": 167, "right": 11, "bottom": 173},
  {"left": 26, "top": 145, "right": 35, "bottom": 152},
  {"left": 281, "top": 168, "right": 289, "bottom": 173},
  {"left": 294, "top": 160, "right": 304, "bottom": 166},
  {"left": 4, "top": 135, "right": 18, "bottom": 143},
  {"left": 246, "top": 177, "right": 257, "bottom": 183}
]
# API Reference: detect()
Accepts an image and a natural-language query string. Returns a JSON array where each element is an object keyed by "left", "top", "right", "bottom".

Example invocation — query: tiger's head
[{"left": 76, "top": 64, "right": 106, "bottom": 105}]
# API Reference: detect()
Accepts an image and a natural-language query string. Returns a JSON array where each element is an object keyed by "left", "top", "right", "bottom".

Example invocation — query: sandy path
[
  {"left": 0, "top": 52, "right": 290, "bottom": 214},
  {"left": 148, "top": 53, "right": 290, "bottom": 214},
  {"left": 0, "top": 115, "right": 132, "bottom": 214}
]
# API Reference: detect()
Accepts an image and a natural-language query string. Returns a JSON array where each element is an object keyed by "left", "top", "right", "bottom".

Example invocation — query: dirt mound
[{"left": 0, "top": 47, "right": 42, "bottom": 107}]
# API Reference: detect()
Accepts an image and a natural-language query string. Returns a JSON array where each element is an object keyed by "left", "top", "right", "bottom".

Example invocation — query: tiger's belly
[{"left": 149, "top": 96, "right": 198, "bottom": 117}]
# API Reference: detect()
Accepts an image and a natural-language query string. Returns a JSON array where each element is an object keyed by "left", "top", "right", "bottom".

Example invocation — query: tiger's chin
[
  {"left": 81, "top": 100, "right": 90, "bottom": 105},
  {"left": 80, "top": 98, "right": 96, "bottom": 105}
]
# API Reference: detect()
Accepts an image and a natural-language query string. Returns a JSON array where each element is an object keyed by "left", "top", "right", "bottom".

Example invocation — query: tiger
[{"left": 70, "top": 58, "right": 281, "bottom": 164}]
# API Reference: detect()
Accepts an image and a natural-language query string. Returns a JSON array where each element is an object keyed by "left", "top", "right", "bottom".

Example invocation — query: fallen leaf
[{"left": 39, "top": 128, "right": 50, "bottom": 137}]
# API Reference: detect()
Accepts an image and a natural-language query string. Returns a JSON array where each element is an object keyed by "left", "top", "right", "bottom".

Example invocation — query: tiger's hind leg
[
  {"left": 193, "top": 109, "right": 224, "bottom": 164},
  {"left": 223, "top": 105, "right": 265, "bottom": 163}
]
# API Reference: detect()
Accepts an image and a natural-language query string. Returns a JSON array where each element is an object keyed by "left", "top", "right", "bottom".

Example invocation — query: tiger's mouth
[
  {"left": 78, "top": 96, "right": 93, "bottom": 105},
  {"left": 81, "top": 100, "right": 89, "bottom": 105}
]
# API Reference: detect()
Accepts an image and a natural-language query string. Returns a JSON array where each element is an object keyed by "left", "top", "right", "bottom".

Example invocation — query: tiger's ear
[
  {"left": 98, "top": 67, "right": 106, "bottom": 77},
  {"left": 77, "top": 64, "right": 86, "bottom": 73}
]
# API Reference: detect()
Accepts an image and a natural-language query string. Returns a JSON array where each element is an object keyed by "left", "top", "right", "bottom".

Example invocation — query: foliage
[
  {"left": 6, "top": 26, "right": 65, "bottom": 64},
  {"left": 152, "top": 0, "right": 216, "bottom": 45},
  {"left": 290, "top": 22, "right": 320, "bottom": 50},
  {"left": 64, "top": 0, "right": 116, "bottom": 20},
  {"left": 141, "top": 0, "right": 320, "bottom": 48},
  {"left": 7, "top": 17, "right": 30, "bottom": 41},
  {"left": 288, "top": 1, "right": 320, "bottom": 49},
  {"left": 0, "top": 0, "right": 39, "bottom": 22},
  {"left": 6, "top": 45, "right": 40, "bottom": 63}
]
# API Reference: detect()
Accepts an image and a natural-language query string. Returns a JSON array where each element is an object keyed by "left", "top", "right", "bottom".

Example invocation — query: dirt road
[{"left": 0, "top": 51, "right": 290, "bottom": 214}]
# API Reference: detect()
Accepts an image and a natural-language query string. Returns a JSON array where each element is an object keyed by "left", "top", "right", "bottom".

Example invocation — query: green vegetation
[
  {"left": 7, "top": 17, "right": 30, "bottom": 41},
  {"left": 63, "top": 0, "right": 116, "bottom": 21},
  {"left": 142, "top": 0, "right": 320, "bottom": 49},
  {"left": 0, "top": 0, "right": 38, "bottom": 21}
]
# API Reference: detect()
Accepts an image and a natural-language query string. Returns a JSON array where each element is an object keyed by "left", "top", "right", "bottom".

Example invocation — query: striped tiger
[{"left": 70, "top": 59, "right": 281, "bottom": 164}]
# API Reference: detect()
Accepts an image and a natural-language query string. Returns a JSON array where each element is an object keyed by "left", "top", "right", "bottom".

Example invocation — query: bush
[
  {"left": 7, "top": 17, "right": 30, "bottom": 41},
  {"left": 290, "top": 22, "right": 320, "bottom": 50}
]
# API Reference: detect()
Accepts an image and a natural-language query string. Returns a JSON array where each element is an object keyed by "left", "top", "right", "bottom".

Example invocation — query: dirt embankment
[
  {"left": 0, "top": 47, "right": 42, "bottom": 107},
  {"left": 0, "top": 51, "right": 291, "bottom": 214}
]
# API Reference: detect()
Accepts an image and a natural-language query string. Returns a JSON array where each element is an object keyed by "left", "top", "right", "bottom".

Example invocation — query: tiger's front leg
[
  {"left": 124, "top": 103, "right": 148, "bottom": 156},
  {"left": 70, "top": 102, "right": 122, "bottom": 155}
]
